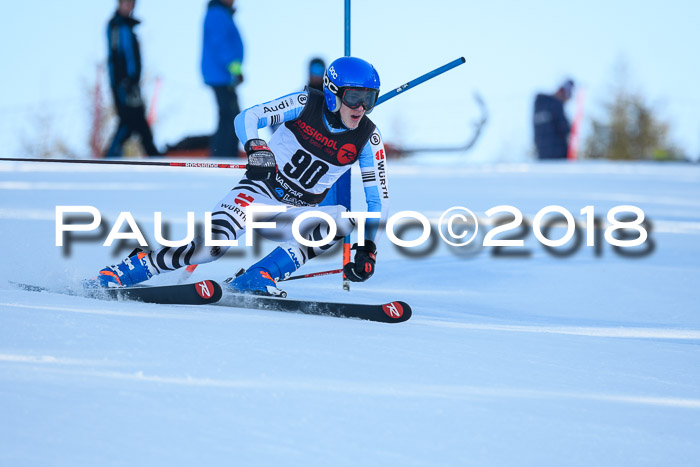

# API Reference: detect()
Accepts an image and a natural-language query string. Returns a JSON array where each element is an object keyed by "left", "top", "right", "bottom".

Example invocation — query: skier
[
  {"left": 88, "top": 57, "right": 390, "bottom": 296},
  {"left": 105, "top": 0, "right": 161, "bottom": 158}
]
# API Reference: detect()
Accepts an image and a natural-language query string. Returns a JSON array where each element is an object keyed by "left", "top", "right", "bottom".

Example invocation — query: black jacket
[
  {"left": 107, "top": 12, "right": 142, "bottom": 104},
  {"left": 533, "top": 93, "right": 570, "bottom": 159}
]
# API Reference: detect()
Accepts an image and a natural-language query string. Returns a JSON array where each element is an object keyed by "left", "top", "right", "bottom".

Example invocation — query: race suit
[{"left": 145, "top": 88, "right": 390, "bottom": 274}]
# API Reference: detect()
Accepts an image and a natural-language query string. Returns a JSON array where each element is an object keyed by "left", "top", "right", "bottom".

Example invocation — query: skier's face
[{"left": 339, "top": 103, "right": 365, "bottom": 129}]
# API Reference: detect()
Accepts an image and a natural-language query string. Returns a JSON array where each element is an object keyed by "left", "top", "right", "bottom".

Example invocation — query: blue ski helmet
[{"left": 323, "top": 57, "right": 380, "bottom": 113}]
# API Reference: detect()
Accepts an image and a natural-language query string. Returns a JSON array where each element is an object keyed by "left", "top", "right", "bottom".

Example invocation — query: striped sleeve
[
  {"left": 358, "top": 128, "right": 390, "bottom": 243},
  {"left": 234, "top": 91, "right": 307, "bottom": 143}
]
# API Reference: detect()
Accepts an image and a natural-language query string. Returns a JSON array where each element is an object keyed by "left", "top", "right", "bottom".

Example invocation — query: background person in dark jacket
[
  {"left": 533, "top": 79, "right": 575, "bottom": 159},
  {"left": 105, "top": 0, "right": 160, "bottom": 158},
  {"left": 307, "top": 57, "right": 326, "bottom": 92},
  {"left": 201, "top": 0, "right": 244, "bottom": 158}
]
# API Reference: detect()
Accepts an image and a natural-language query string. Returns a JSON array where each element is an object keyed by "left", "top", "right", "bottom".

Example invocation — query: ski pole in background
[
  {"left": 567, "top": 88, "right": 585, "bottom": 161},
  {"left": 146, "top": 76, "right": 163, "bottom": 127},
  {"left": 0, "top": 157, "right": 246, "bottom": 170}
]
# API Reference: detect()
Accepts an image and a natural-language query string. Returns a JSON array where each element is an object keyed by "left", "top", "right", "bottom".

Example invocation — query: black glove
[
  {"left": 244, "top": 139, "right": 276, "bottom": 181},
  {"left": 343, "top": 240, "right": 377, "bottom": 282},
  {"left": 119, "top": 79, "right": 143, "bottom": 108}
]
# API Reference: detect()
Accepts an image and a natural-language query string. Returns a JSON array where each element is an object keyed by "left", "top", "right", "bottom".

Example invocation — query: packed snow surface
[{"left": 1, "top": 158, "right": 699, "bottom": 466}]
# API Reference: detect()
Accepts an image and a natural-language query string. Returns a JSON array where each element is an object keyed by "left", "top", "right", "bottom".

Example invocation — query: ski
[
  {"left": 10, "top": 280, "right": 223, "bottom": 306},
  {"left": 98, "top": 280, "right": 223, "bottom": 305},
  {"left": 10, "top": 279, "right": 411, "bottom": 323},
  {"left": 217, "top": 292, "right": 412, "bottom": 323}
]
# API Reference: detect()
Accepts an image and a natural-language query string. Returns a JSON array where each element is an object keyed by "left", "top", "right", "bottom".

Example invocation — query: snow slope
[{"left": 1, "top": 158, "right": 699, "bottom": 466}]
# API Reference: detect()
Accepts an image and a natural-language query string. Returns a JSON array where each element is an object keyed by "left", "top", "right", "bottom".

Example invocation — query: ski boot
[
  {"left": 224, "top": 246, "right": 300, "bottom": 297},
  {"left": 84, "top": 250, "right": 154, "bottom": 289}
]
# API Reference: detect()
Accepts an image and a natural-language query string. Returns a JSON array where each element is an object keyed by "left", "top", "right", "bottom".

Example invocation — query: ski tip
[
  {"left": 381, "top": 301, "right": 412, "bottom": 323},
  {"left": 193, "top": 280, "right": 223, "bottom": 303}
]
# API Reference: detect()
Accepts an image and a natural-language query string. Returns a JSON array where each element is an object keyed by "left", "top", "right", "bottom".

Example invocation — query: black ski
[
  {"left": 99, "top": 280, "right": 223, "bottom": 305},
  {"left": 11, "top": 280, "right": 223, "bottom": 306},
  {"left": 217, "top": 292, "right": 412, "bottom": 323},
  {"left": 10, "top": 280, "right": 410, "bottom": 322}
]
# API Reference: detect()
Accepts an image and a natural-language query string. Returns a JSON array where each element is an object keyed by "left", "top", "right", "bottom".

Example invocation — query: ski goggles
[{"left": 341, "top": 88, "right": 379, "bottom": 111}]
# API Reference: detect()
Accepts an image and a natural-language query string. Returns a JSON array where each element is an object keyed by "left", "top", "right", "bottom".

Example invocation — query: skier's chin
[
  {"left": 339, "top": 104, "right": 365, "bottom": 129},
  {"left": 342, "top": 113, "right": 363, "bottom": 129}
]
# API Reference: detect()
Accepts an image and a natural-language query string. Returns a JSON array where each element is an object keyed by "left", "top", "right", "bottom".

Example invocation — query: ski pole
[
  {"left": 177, "top": 264, "right": 200, "bottom": 284},
  {"left": 147, "top": 76, "right": 162, "bottom": 127},
  {"left": 180, "top": 266, "right": 343, "bottom": 284},
  {"left": 0, "top": 157, "right": 246, "bottom": 170},
  {"left": 567, "top": 88, "right": 585, "bottom": 161},
  {"left": 279, "top": 268, "right": 344, "bottom": 282}
]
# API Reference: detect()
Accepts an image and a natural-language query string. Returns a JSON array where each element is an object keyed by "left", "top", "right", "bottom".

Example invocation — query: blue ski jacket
[{"left": 201, "top": 0, "right": 244, "bottom": 86}]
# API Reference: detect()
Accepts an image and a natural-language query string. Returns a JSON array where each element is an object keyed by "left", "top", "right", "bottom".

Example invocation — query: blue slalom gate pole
[
  {"left": 376, "top": 57, "right": 466, "bottom": 106},
  {"left": 344, "top": 0, "right": 351, "bottom": 56},
  {"left": 340, "top": 0, "right": 353, "bottom": 290}
]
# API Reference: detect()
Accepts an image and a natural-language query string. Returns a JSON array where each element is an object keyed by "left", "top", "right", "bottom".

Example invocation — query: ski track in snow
[
  {"left": 4, "top": 299, "right": 699, "bottom": 340},
  {"left": 3, "top": 357, "right": 699, "bottom": 410}
]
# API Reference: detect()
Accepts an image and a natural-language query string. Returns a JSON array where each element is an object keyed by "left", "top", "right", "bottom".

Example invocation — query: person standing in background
[
  {"left": 307, "top": 58, "right": 326, "bottom": 92},
  {"left": 202, "top": 0, "right": 244, "bottom": 158},
  {"left": 533, "top": 79, "right": 575, "bottom": 160},
  {"left": 105, "top": 0, "right": 161, "bottom": 158},
  {"left": 270, "top": 58, "right": 326, "bottom": 134}
]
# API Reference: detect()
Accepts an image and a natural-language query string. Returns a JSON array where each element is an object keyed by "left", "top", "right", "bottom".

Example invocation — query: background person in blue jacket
[
  {"left": 202, "top": 0, "right": 244, "bottom": 158},
  {"left": 533, "top": 79, "right": 575, "bottom": 159},
  {"left": 105, "top": 0, "right": 160, "bottom": 158}
]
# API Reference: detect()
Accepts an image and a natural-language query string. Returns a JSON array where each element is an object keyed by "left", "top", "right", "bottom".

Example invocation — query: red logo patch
[
  {"left": 234, "top": 192, "right": 254, "bottom": 208},
  {"left": 195, "top": 280, "right": 215, "bottom": 299},
  {"left": 382, "top": 302, "right": 404, "bottom": 319},
  {"left": 337, "top": 143, "right": 357, "bottom": 164},
  {"left": 375, "top": 149, "right": 385, "bottom": 160}
]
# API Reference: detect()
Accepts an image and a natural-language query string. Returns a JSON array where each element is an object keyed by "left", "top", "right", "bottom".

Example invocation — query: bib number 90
[{"left": 282, "top": 150, "right": 329, "bottom": 189}]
